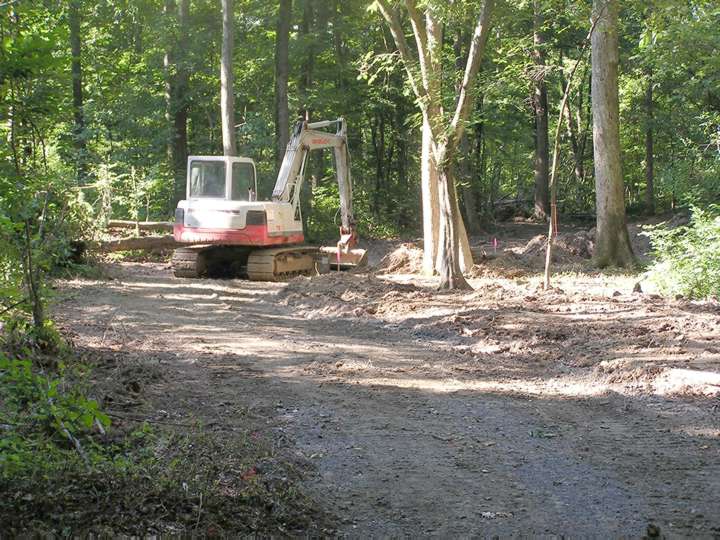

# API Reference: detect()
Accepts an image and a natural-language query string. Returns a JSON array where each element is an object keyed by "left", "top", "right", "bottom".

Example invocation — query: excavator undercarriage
[{"left": 171, "top": 244, "right": 367, "bottom": 281}]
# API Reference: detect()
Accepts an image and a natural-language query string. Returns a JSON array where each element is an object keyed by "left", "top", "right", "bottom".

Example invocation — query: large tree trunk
[
  {"left": 220, "top": 0, "right": 237, "bottom": 156},
  {"left": 274, "top": 0, "right": 292, "bottom": 170},
  {"left": 645, "top": 73, "right": 655, "bottom": 216},
  {"left": 174, "top": 0, "right": 189, "bottom": 203},
  {"left": 591, "top": 0, "right": 635, "bottom": 267},
  {"left": 422, "top": 121, "right": 473, "bottom": 275},
  {"left": 532, "top": 0, "right": 550, "bottom": 220},
  {"left": 68, "top": 0, "right": 86, "bottom": 184},
  {"left": 421, "top": 118, "right": 440, "bottom": 276},
  {"left": 437, "top": 162, "right": 471, "bottom": 290}
]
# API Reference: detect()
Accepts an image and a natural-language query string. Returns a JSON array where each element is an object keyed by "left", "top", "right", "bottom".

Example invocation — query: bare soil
[{"left": 54, "top": 222, "right": 720, "bottom": 537}]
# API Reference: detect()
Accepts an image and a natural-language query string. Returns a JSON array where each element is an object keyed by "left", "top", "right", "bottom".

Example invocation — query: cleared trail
[{"left": 56, "top": 263, "right": 720, "bottom": 537}]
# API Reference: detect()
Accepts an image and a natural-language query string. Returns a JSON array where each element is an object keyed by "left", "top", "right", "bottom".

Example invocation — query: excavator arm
[{"left": 272, "top": 118, "right": 357, "bottom": 250}]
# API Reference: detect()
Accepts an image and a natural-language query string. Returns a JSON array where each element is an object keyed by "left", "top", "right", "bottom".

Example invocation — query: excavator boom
[{"left": 272, "top": 118, "right": 356, "bottom": 246}]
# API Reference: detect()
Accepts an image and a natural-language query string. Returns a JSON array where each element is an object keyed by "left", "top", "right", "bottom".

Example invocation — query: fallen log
[
  {"left": 97, "top": 234, "right": 182, "bottom": 252},
  {"left": 107, "top": 220, "right": 173, "bottom": 232}
]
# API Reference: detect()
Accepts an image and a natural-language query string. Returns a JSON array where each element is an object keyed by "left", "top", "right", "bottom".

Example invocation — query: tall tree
[
  {"left": 377, "top": 0, "right": 495, "bottom": 289},
  {"left": 420, "top": 28, "right": 473, "bottom": 276},
  {"left": 644, "top": 71, "right": 655, "bottom": 215},
  {"left": 532, "top": 0, "right": 549, "bottom": 220},
  {"left": 298, "top": 0, "right": 315, "bottom": 120},
  {"left": 591, "top": 0, "right": 634, "bottom": 267},
  {"left": 221, "top": 0, "right": 237, "bottom": 156},
  {"left": 165, "top": 0, "right": 190, "bottom": 205},
  {"left": 68, "top": 0, "right": 86, "bottom": 183},
  {"left": 275, "top": 0, "right": 292, "bottom": 169}
]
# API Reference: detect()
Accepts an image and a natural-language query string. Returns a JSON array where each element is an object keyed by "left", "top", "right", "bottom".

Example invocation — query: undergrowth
[
  {"left": 643, "top": 205, "right": 720, "bottom": 299},
  {"left": 0, "top": 324, "right": 328, "bottom": 536}
]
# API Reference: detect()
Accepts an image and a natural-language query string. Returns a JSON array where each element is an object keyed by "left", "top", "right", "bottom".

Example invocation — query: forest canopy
[{"left": 2, "top": 0, "right": 718, "bottom": 227}]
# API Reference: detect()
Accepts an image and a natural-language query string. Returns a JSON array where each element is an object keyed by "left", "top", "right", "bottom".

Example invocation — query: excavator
[{"left": 171, "top": 118, "right": 367, "bottom": 280}]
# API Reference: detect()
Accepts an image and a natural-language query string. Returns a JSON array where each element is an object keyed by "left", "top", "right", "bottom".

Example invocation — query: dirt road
[{"left": 56, "top": 262, "right": 720, "bottom": 537}]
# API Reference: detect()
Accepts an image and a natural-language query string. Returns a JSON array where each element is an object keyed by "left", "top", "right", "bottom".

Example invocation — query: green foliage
[
  {"left": 0, "top": 355, "right": 110, "bottom": 476},
  {"left": 0, "top": 350, "right": 325, "bottom": 535},
  {"left": 0, "top": 317, "right": 67, "bottom": 360},
  {"left": 644, "top": 206, "right": 720, "bottom": 299}
]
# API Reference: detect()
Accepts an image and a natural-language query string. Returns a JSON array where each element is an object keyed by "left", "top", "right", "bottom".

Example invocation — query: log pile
[
  {"left": 97, "top": 235, "right": 182, "bottom": 253},
  {"left": 107, "top": 220, "right": 173, "bottom": 232}
]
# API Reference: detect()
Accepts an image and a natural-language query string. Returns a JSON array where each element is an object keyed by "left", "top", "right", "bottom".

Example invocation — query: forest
[{"left": 1, "top": 0, "right": 719, "bottom": 536}]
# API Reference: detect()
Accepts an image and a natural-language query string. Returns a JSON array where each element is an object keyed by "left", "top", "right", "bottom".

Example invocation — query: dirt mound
[
  {"left": 468, "top": 252, "right": 536, "bottom": 278},
  {"left": 376, "top": 243, "right": 424, "bottom": 274},
  {"left": 278, "top": 272, "right": 431, "bottom": 319},
  {"left": 521, "top": 230, "right": 594, "bottom": 259},
  {"left": 468, "top": 230, "right": 594, "bottom": 278}
]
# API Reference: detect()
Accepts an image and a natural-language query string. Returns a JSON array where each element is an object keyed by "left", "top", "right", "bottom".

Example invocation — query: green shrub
[
  {"left": 0, "top": 356, "right": 111, "bottom": 475},
  {"left": 643, "top": 205, "right": 720, "bottom": 299},
  {"left": 0, "top": 352, "right": 327, "bottom": 535}
]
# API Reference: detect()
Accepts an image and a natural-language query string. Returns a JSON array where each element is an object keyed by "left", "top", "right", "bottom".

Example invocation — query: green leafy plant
[{"left": 643, "top": 205, "right": 720, "bottom": 299}]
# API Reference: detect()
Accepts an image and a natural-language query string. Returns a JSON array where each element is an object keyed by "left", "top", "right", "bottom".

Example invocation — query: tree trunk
[
  {"left": 107, "top": 220, "right": 173, "bottom": 232},
  {"left": 376, "top": 0, "right": 493, "bottom": 288},
  {"left": 275, "top": 0, "right": 292, "bottom": 170},
  {"left": 165, "top": 0, "right": 189, "bottom": 206},
  {"left": 421, "top": 118, "right": 440, "bottom": 275},
  {"left": 452, "top": 181, "right": 474, "bottom": 273},
  {"left": 437, "top": 162, "right": 471, "bottom": 290},
  {"left": 532, "top": 0, "right": 550, "bottom": 220},
  {"left": 298, "top": 0, "right": 315, "bottom": 119},
  {"left": 422, "top": 120, "right": 472, "bottom": 275},
  {"left": 174, "top": 0, "right": 189, "bottom": 204},
  {"left": 645, "top": 73, "right": 655, "bottom": 215},
  {"left": 97, "top": 235, "right": 183, "bottom": 253},
  {"left": 164, "top": 0, "right": 175, "bottom": 158},
  {"left": 68, "top": 0, "right": 86, "bottom": 184},
  {"left": 220, "top": 0, "right": 237, "bottom": 156},
  {"left": 591, "top": 0, "right": 635, "bottom": 267}
]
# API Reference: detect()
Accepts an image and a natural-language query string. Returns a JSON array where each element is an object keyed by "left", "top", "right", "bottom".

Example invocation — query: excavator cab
[{"left": 187, "top": 156, "right": 257, "bottom": 202}]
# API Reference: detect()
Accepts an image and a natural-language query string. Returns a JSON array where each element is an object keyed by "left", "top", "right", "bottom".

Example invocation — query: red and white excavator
[{"left": 171, "top": 118, "right": 367, "bottom": 280}]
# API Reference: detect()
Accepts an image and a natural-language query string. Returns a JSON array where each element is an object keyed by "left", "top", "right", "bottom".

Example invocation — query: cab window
[
  {"left": 231, "top": 162, "right": 256, "bottom": 201},
  {"left": 189, "top": 161, "right": 226, "bottom": 198}
]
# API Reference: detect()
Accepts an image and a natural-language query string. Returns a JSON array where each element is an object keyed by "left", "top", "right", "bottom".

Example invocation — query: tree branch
[
  {"left": 404, "top": 0, "right": 431, "bottom": 91},
  {"left": 376, "top": 0, "right": 443, "bottom": 142},
  {"left": 375, "top": 0, "right": 425, "bottom": 104},
  {"left": 448, "top": 0, "right": 495, "bottom": 147},
  {"left": 424, "top": 6, "right": 444, "bottom": 116}
]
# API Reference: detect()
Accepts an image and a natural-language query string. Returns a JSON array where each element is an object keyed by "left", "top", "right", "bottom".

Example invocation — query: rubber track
[
  {"left": 171, "top": 247, "right": 205, "bottom": 278},
  {"left": 247, "top": 246, "right": 319, "bottom": 281}
]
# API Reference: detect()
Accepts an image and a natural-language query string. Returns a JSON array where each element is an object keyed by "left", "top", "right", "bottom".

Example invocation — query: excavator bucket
[{"left": 319, "top": 246, "right": 368, "bottom": 270}]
